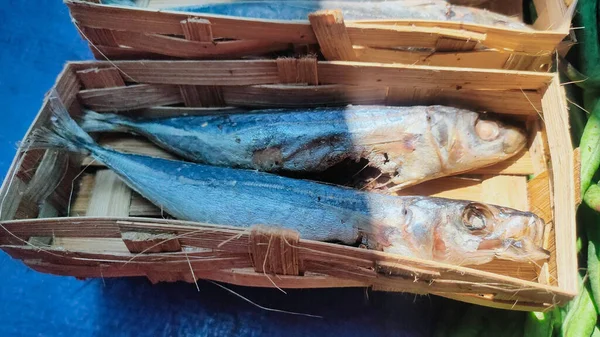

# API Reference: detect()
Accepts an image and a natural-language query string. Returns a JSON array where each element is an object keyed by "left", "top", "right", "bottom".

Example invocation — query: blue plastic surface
[{"left": 0, "top": 1, "right": 437, "bottom": 336}]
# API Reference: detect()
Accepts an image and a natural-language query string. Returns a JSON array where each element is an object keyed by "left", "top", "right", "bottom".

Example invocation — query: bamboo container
[
  {"left": 65, "top": 0, "right": 576, "bottom": 71},
  {"left": 0, "top": 59, "right": 579, "bottom": 311}
]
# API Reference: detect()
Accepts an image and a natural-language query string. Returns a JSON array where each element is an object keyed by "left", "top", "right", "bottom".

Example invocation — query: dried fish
[
  {"left": 27, "top": 97, "right": 548, "bottom": 266},
  {"left": 81, "top": 106, "right": 527, "bottom": 191}
]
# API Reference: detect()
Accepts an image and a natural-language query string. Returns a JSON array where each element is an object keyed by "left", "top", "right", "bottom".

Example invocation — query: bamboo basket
[
  {"left": 0, "top": 59, "right": 579, "bottom": 311},
  {"left": 65, "top": 0, "right": 576, "bottom": 71}
]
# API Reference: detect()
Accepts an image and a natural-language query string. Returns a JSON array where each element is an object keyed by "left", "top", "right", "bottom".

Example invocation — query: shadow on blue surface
[{"left": 0, "top": 1, "right": 439, "bottom": 336}]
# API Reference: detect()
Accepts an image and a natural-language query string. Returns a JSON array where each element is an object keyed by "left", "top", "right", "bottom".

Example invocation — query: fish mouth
[
  {"left": 501, "top": 125, "right": 527, "bottom": 155},
  {"left": 476, "top": 238, "right": 550, "bottom": 263}
]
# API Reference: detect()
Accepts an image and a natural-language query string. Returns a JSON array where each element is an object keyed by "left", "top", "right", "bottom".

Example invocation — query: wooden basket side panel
[
  {"left": 541, "top": 75, "right": 578, "bottom": 295},
  {"left": 0, "top": 64, "right": 83, "bottom": 223}
]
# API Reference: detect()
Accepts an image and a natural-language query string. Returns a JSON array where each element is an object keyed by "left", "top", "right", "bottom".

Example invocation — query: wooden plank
[
  {"left": 111, "top": 30, "right": 290, "bottom": 59},
  {"left": 66, "top": 1, "right": 318, "bottom": 43},
  {"left": 345, "top": 23, "right": 485, "bottom": 49},
  {"left": 386, "top": 87, "right": 542, "bottom": 115},
  {"left": 541, "top": 76, "right": 577, "bottom": 295},
  {"left": 180, "top": 18, "right": 213, "bottom": 42},
  {"left": 527, "top": 170, "right": 553, "bottom": 223},
  {"left": 317, "top": 61, "right": 553, "bottom": 90},
  {"left": 276, "top": 57, "right": 318, "bottom": 85},
  {"left": 352, "top": 20, "right": 567, "bottom": 55},
  {"left": 481, "top": 175, "right": 529, "bottom": 211},
  {"left": 90, "top": 45, "right": 170, "bottom": 60},
  {"left": 79, "top": 27, "right": 118, "bottom": 47},
  {"left": 1, "top": 178, "right": 28, "bottom": 221},
  {"left": 179, "top": 85, "right": 225, "bottom": 107},
  {"left": 76, "top": 67, "right": 125, "bottom": 89},
  {"left": 85, "top": 169, "right": 132, "bottom": 217},
  {"left": 308, "top": 10, "right": 356, "bottom": 61},
  {"left": 224, "top": 84, "right": 387, "bottom": 107},
  {"left": 110, "top": 60, "right": 280, "bottom": 85},
  {"left": 355, "top": 47, "right": 507, "bottom": 69},
  {"left": 78, "top": 84, "right": 183, "bottom": 111}
]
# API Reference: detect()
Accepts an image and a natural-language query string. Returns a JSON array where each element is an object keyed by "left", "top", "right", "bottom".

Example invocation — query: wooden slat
[
  {"left": 541, "top": 76, "right": 577, "bottom": 295},
  {"left": 527, "top": 170, "right": 553, "bottom": 223},
  {"left": 90, "top": 45, "right": 169, "bottom": 60},
  {"left": 77, "top": 67, "right": 125, "bottom": 89},
  {"left": 353, "top": 20, "right": 567, "bottom": 55},
  {"left": 85, "top": 170, "right": 132, "bottom": 217},
  {"left": 180, "top": 18, "right": 213, "bottom": 42},
  {"left": 224, "top": 84, "right": 387, "bottom": 107},
  {"left": 386, "top": 87, "right": 542, "bottom": 115},
  {"left": 80, "top": 27, "right": 118, "bottom": 47},
  {"left": 110, "top": 60, "right": 280, "bottom": 85},
  {"left": 317, "top": 61, "right": 552, "bottom": 90},
  {"left": 346, "top": 23, "right": 485, "bottom": 49},
  {"left": 67, "top": 1, "right": 318, "bottom": 43},
  {"left": 481, "top": 175, "right": 529, "bottom": 211},
  {"left": 179, "top": 85, "right": 225, "bottom": 107},
  {"left": 276, "top": 57, "right": 318, "bottom": 85},
  {"left": 78, "top": 84, "right": 183, "bottom": 111},
  {"left": 308, "top": 10, "right": 356, "bottom": 61},
  {"left": 111, "top": 30, "right": 289, "bottom": 59}
]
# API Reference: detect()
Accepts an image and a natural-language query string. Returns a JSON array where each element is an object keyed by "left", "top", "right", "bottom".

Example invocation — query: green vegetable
[
  {"left": 524, "top": 311, "right": 554, "bottom": 337},
  {"left": 585, "top": 205, "right": 600, "bottom": 312},
  {"left": 580, "top": 102, "right": 600, "bottom": 197},
  {"left": 592, "top": 326, "right": 600, "bottom": 337},
  {"left": 561, "top": 277, "right": 597, "bottom": 337},
  {"left": 585, "top": 184, "right": 600, "bottom": 212}
]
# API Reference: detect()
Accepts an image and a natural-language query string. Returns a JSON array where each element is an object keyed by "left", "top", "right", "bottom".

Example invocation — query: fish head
[
  {"left": 373, "top": 197, "right": 548, "bottom": 266},
  {"left": 431, "top": 201, "right": 549, "bottom": 266},
  {"left": 440, "top": 111, "right": 527, "bottom": 172}
]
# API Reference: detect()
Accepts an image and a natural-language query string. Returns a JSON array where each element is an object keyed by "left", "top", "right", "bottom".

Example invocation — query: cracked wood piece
[
  {"left": 77, "top": 67, "right": 125, "bottom": 89},
  {"left": 121, "top": 231, "right": 182, "bottom": 253},
  {"left": 85, "top": 169, "right": 132, "bottom": 217},
  {"left": 435, "top": 37, "right": 478, "bottom": 52},
  {"left": 181, "top": 18, "right": 213, "bottom": 42},
  {"left": 308, "top": 10, "right": 356, "bottom": 61},
  {"left": 249, "top": 226, "right": 300, "bottom": 276}
]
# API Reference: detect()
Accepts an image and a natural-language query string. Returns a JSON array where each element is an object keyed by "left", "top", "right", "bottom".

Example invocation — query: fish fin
[
  {"left": 22, "top": 91, "right": 97, "bottom": 155},
  {"left": 81, "top": 109, "right": 132, "bottom": 133}
]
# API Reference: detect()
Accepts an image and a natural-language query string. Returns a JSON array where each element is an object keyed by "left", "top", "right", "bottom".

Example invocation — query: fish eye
[
  {"left": 475, "top": 119, "right": 500, "bottom": 141},
  {"left": 462, "top": 203, "right": 494, "bottom": 231},
  {"left": 402, "top": 207, "right": 412, "bottom": 223}
]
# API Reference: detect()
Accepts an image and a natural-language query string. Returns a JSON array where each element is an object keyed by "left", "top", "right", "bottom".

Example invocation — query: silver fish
[
  {"left": 81, "top": 106, "right": 527, "bottom": 191},
  {"left": 28, "top": 97, "right": 548, "bottom": 266},
  {"left": 103, "top": 0, "right": 531, "bottom": 30}
]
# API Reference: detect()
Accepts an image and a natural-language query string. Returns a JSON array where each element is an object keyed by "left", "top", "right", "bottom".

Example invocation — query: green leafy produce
[
  {"left": 580, "top": 104, "right": 600, "bottom": 197},
  {"left": 524, "top": 311, "right": 554, "bottom": 337},
  {"left": 561, "top": 277, "right": 597, "bottom": 337}
]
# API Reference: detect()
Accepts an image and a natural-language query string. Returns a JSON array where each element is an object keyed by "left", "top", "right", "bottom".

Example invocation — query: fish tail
[
  {"left": 81, "top": 109, "right": 132, "bottom": 133},
  {"left": 23, "top": 94, "right": 98, "bottom": 155}
]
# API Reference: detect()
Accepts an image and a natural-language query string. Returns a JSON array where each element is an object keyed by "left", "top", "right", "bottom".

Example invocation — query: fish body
[
  {"left": 82, "top": 106, "right": 527, "bottom": 191},
  {"left": 30, "top": 97, "right": 547, "bottom": 266},
  {"left": 104, "top": 0, "right": 531, "bottom": 30}
]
